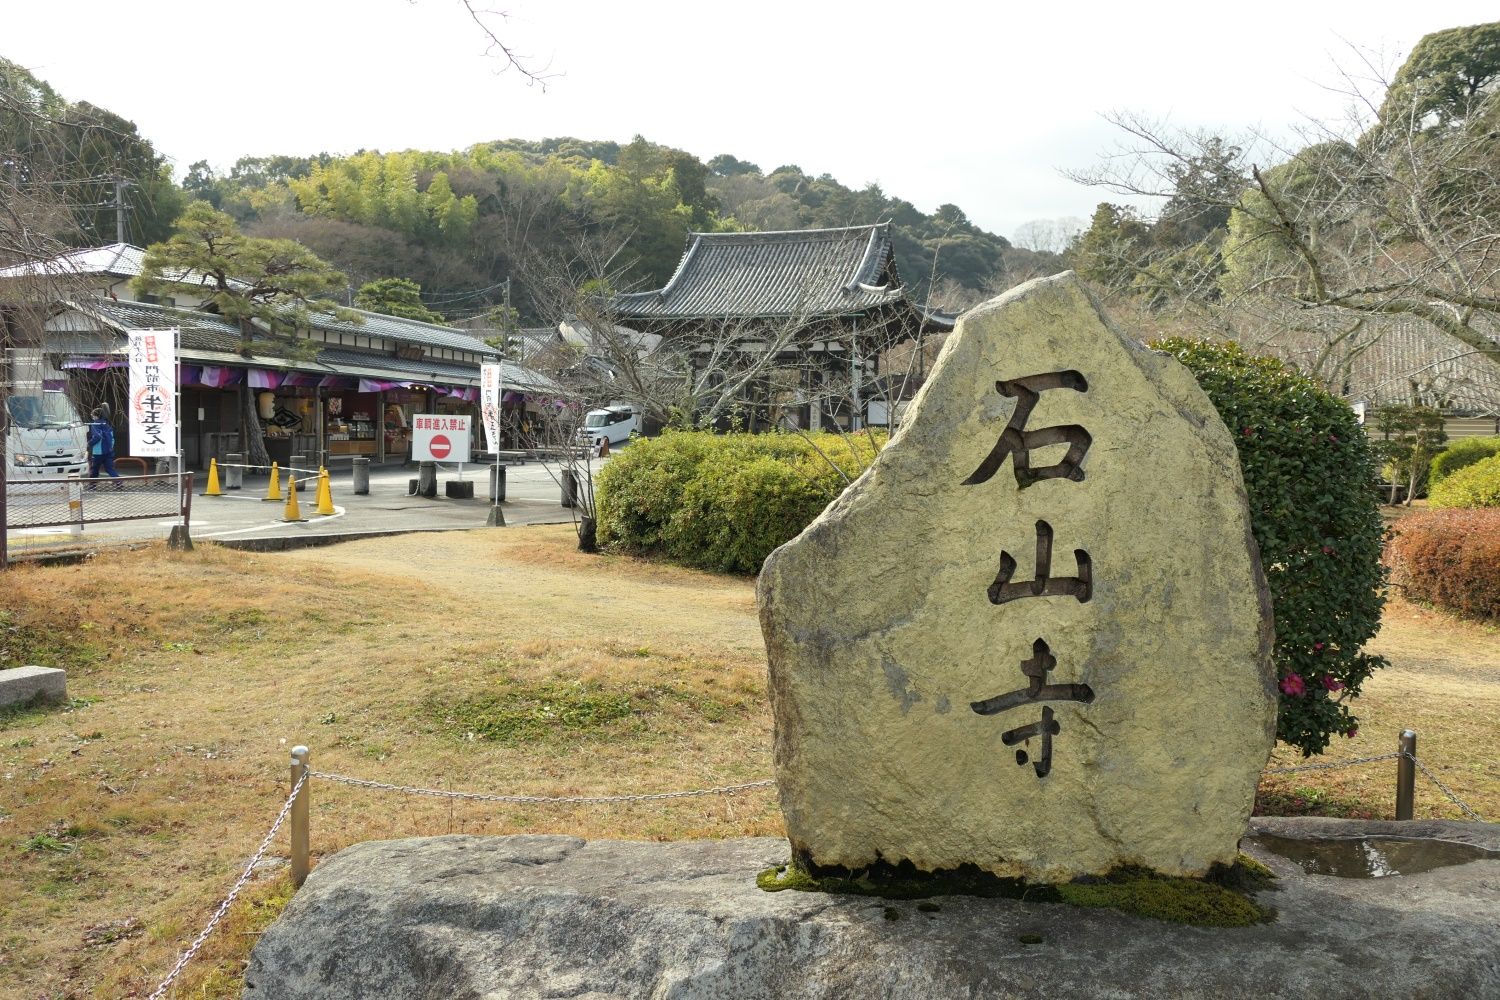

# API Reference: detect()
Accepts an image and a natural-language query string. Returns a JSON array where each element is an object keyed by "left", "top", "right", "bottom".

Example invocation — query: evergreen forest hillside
[{"left": 1, "top": 55, "right": 1055, "bottom": 323}]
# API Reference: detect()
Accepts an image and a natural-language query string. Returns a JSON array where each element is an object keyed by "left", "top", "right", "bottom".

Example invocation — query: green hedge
[
  {"left": 1153, "top": 339, "right": 1388, "bottom": 757},
  {"left": 596, "top": 431, "right": 883, "bottom": 573},
  {"left": 1428, "top": 453, "right": 1500, "bottom": 509},
  {"left": 1429, "top": 436, "right": 1500, "bottom": 487}
]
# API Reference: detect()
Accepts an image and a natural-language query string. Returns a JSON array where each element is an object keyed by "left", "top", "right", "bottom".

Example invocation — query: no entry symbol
[{"left": 430, "top": 434, "right": 452, "bottom": 459}]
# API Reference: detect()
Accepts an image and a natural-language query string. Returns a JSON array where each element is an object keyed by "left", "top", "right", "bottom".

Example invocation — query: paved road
[{"left": 4, "top": 459, "right": 592, "bottom": 558}]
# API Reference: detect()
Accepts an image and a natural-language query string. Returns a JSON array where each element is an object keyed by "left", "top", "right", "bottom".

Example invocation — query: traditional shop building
[
  {"left": 1, "top": 244, "right": 559, "bottom": 469},
  {"left": 609, "top": 223, "right": 954, "bottom": 430}
]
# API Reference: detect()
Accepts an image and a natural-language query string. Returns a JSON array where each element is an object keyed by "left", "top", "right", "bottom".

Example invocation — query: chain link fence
[{"left": 5, "top": 471, "right": 192, "bottom": 530}]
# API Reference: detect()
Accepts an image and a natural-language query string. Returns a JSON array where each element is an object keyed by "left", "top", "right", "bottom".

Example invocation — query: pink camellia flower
[
  {"left": 1345, "top": 726, "right": 1359, "bottom": 739},
  {"left": 1321, "top": 675, "right": 1344, "bottom": 692},
  {"left": 1313, "top": 642, "right": 1325, "bottom": 651},
  {"left": 1328, "top": 434, "right": 1339, "bottom": 443},
  {"left": 1321, "top": 545, "right": 1335, "bottom": 556},
  {"left": 1279, "top": 673, "right": 1307, "bottom": 696},
  {"left": 1242, "top": 426, "right": 1253, "bottom": 436}
]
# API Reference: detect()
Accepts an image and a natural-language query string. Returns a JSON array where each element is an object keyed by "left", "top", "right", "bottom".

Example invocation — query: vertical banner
[
  {"left": 480, "top": 362, "right": 502, "bottom": 453},
  {"left": 128, "top": 329, "right": 177, "bottom": 456}
]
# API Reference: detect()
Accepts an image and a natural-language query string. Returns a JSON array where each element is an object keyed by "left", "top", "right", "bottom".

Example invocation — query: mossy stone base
[{"left": 758, "top": 853, "right": 1275, "bottom": 927}]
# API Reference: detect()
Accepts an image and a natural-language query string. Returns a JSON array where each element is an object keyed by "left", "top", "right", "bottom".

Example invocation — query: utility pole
[{"left": 111, "top": 177, "right": 133, "bottom": 244}]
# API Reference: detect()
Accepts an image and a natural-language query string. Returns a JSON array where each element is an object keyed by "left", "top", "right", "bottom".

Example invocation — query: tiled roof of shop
[
  {"left": 307, "top": 308, "right": 501, "bottom": 355},
  {"left": 7, "top": 243, "right": 497, "bottom": 355},
  {"left": 611, "top": 224, "right": 909, "bottom": 320},
  {"left": 71, "top": 298, "right": 248, "bottom": 354},
  {"left": 56, "top": 299, "right": 557, "bottom": 391},
  {"left": 0, "top": 243, "right": 146, "bottom": 279},
  {"left": 317, "top": 349, "right": 558, "bottom": 392}
]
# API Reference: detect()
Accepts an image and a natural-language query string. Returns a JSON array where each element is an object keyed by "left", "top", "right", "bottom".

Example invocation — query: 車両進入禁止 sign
[{"left": 412, "top": 415, "right": 470, "bottom": 462}]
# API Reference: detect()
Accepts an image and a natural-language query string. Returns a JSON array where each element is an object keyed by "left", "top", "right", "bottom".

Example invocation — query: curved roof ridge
[
  {"left": 845, "top": 225, "right": 890, "bottom": 292},
  {"left": 655, "top": 232, "right": 707, "bottom": 299},
  {"left": 688, "top": 223, "right": 886, "bottom": 242}
]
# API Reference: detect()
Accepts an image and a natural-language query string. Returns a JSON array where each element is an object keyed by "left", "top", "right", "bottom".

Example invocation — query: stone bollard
[
  {"left": 489, "top": 464, "right": 507, "bottom": 503},
  {"left": 290, "top": 453, "right": 309, "bottom": 478},
  {"left": 155, "top": 456, "right": 179, "bottom": 475},
  {"left": 417, "top": 461, "right": 438, "bottom": 499},
  {"left": 352, "top": 457, "right": 370, "bottom": 496},
  {"left": 561, "top": 469, "right": 577, "bottom": 508},
  {"left": 225, "top": 452, "right": 244, "bottom": 491}
]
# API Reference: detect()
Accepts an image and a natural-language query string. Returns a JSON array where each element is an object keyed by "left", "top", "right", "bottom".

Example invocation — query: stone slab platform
[
  {"left": 0, "top": 666, "right": 66, "bottom": 708},
  {"left": 246, "top": 819, "right": 1500, "bottom": 1000}
]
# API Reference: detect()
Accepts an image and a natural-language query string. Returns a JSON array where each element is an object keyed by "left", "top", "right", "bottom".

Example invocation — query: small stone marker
[
  {"left": 758, "top": 273, "right": 1275, "bottom": 881},
  {"left": 0, "top": 666, "right": 67, "bottom": 708}
]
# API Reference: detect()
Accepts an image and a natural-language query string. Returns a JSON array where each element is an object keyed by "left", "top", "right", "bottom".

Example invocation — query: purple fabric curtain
[
  {"left": 60, "top": 357, "right": 125, "bottom": 370},
  {"left": 281, "top": 372, "right": 322, "bottom": 388},
  {"left": 247, "top": 368, "right": 285, "bottom": 390},
  {"left": 198, "top": 366, "right": 243, "bottom": 388},
  {"left": 321, "top": 376, "right": 357, "bottom": 390}
]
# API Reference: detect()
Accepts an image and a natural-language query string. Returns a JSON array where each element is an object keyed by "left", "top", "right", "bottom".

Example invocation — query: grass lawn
[{"left": 0, "top": 525, "right": 1494, "bottom": 997}]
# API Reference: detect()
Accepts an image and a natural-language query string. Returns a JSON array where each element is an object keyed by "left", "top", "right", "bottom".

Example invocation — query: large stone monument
[{"left": 759, "top": 272, "right": 1276, "bottom": 881}]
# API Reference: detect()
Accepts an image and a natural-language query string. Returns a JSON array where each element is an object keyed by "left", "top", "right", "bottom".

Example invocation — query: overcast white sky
[{"left": 5, "top": 1, "right": 1497, "bottom": 240}]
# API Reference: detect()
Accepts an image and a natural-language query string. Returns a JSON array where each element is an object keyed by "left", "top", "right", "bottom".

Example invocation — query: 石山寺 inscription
[{"left": 758, "top": 271, "right": 1275, "bottom": 881}]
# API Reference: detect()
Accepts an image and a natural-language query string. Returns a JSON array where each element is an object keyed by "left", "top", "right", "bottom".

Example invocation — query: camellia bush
[
  {"left": 1428, "top": 452, "right": 1500, "bottom": 509},
  {"left": 1386, "top": 509, "right": 1500, "bottom": 621},
  {"left": 595, "top": 431, "right": 883, "bottom": 574},
  {"left": 1153, "top": 339, "right": 1388, "bottom": 756}
]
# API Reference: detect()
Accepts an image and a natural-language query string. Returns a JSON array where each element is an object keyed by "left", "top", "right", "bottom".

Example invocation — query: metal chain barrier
[
  {"left": 150, "top": 742, "right": 1485, "bottom": 993},
  {"left": 1409, "top": 755, "right": 1486, "bottom": 822},
  {"left": 1264, "top": 752, "right": 1402, "bottom": 775},
  {"left": 146, "top": 771, "right": 307, "bottom": 1000},
  {"left": 1263, "top": 750, "right": 1484, "bottom": 822},
  {"left": 308, "top": 768, "right": 775, "bottom": 804}
]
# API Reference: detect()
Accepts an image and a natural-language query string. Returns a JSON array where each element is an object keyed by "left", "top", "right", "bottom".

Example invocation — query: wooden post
[{"left": 290, "top": 745, "right": 311, "bottom": 886}]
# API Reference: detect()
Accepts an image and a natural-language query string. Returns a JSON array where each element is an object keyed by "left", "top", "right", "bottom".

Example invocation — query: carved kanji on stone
[
  {"left": 989, "top": 520, "right": 1092, "bottom": 606},
  {"left": 962, "top": 370, "right": 1091, "bottom": 489},
  {"left": 971, "top": 638, "right": 1095, "bottom": 778}
]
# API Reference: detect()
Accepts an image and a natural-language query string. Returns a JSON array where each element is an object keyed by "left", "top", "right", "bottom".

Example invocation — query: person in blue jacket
[{"left": 87, "top": 405, "right": 120, "bottom": 480}]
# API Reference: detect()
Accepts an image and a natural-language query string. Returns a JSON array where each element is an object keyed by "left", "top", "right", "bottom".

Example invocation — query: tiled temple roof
[{"left": 611, "top": 224, "right": 910, "bottom": 321}]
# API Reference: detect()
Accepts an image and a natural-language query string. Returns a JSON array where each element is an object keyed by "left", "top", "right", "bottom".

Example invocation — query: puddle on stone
[{"left": 1248, "top": 835, "right": 1498, "bottom": 878}]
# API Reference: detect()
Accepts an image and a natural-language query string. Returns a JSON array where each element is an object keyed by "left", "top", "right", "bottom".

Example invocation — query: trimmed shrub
[
  {"left": 1429, "top": 436, "right": 1500, "bottom": 487},
  {"left": 1153, "top": 339, "right": 1388, "bottom": 757},
  {"left": 1428, "top": 453, "right": 1500, "bottom": 509},
  {"left": 596, "top": 431, "right": 883, "bottom": 574},
  {"left": 1387, "top": 509, "right": 1500, "bottom": 620}
]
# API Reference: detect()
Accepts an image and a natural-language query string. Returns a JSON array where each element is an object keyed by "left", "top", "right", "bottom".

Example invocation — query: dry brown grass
[
  {"left": 0, "top": 528, "right": 1494, "bottom": 998},
  {"left": 0, "top": 527, "right": 777, "bottom": 998},
  {"left": 1258, "top": 593, "right": 1500, "bottom": 823}
]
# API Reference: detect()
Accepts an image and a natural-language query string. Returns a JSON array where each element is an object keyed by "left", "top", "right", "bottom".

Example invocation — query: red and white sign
[
  {"left": 127, "top": 329, "right": 178, "bottom": 457},
  {"left": 480, "top": 363, "right": 503, "bottom": 453},
  {"left": 412, "top": 414, "right": 471, "bottom": 462}
]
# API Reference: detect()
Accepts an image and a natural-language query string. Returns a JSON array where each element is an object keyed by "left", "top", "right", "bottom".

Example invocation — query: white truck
[
  {"left": 4, "top": 352, "right": 89, "bottom": 481},
  {"left": 577, "top": 404, "right": 641, "bottom": 448}
]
